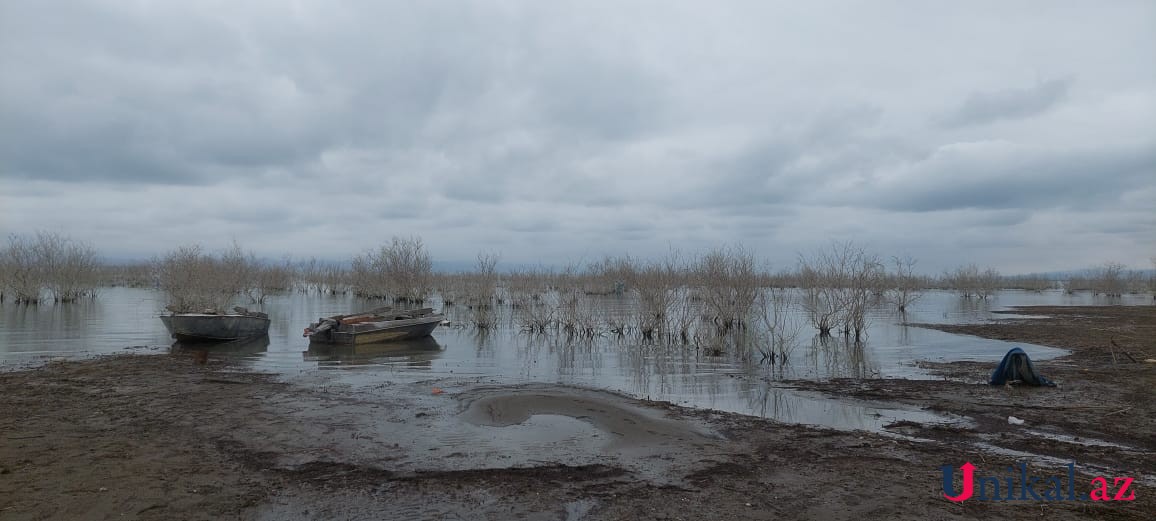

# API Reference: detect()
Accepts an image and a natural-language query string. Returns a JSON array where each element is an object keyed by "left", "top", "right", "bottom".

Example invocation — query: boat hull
[
  {"left": 160, "top": 313, "right": 271, "bottom": 342},
  {"left": 308, "top": 315, "right": 443, "bottom": 345}
]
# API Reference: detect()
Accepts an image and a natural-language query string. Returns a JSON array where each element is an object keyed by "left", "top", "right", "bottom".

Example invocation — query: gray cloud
[
  {"left": 836, "top": 141, "right": 1156, "bottom": 213},
  {"left": 1, "top": 0, "right": 1154, "bottom": 274},
  {"left": 940, "top": 78, "right": 1073, "bottom": 127}
]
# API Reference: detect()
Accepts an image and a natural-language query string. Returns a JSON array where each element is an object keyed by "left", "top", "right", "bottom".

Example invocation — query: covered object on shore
[{"left": 989, "top": 347, "right": 1055, "bottom": 387}]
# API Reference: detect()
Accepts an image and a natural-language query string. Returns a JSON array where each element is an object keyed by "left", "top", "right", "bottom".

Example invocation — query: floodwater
[{"left": 0, "top": 287, "right": 1147, "bottom": 432}]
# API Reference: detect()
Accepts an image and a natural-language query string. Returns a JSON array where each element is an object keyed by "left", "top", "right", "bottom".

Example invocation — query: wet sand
[{"left": 1, "top": 305, "right": 1153, "bottom": 520}]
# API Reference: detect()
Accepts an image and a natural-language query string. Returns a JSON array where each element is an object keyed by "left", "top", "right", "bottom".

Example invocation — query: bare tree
[
  {"left": 840, "top": 248, "right": 883, "bottom": 341},
  {"left": 755, "top": 287, "right": 803, "bottom": 363},
  {"left": 694, "top": 245, "right": 760, "bottom": 333},
  {"left": 948, "top": 264, "right": 979, "bottom": 298},
  {"left": 799, "top": 262, "right": 842, "bottom": 337},
  {"left": 469, "top": 251, "right": 501, "bottom": 328},
  {"left": 798, "top": 242, "right": 880, "bottom": 341},
  {"left": 31, "top": 232, "right": 101, "bottom": 302},
  {"left": 155, "top": 244, "right": 251, "bottom": 313},
  {"left": 976, "top": 267, "right": 1001, "bottom": 300},
  {"left": 351, "top": 236, "right": 433, "bottom": 304},
  {"left": 629, "top": 252, "right": 684, "bottom": 340},
  {"left": 1091, "top": 262, "right": 1126, "bottom": 297},
  {"left": 886, "top": 255, "right": 922, "bottom": 313},
  {"left": 0, "top": 232, "right": 99, "bottom": 304},
  {"left": 247, "top": 256, "right": 293, "bottom": 303},
  {"left": 0, "top": 234, "right": 44, "bottom": 303},
  {"left": 946, "top": 263, "right": 1000, "bottom": 299}
]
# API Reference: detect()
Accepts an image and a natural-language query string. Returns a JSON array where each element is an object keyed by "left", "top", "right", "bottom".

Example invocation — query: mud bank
[
  {"left": 785, "top": 305, "right": 1155, "bottom": 500},
  {"left": 2, "top": 347, "right": 1151, "bottom": 520}
]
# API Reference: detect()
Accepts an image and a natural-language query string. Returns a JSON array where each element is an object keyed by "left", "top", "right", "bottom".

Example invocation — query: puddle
[
  {"left": 459, "top": 386, "right": 717, "bottom": 450},
  {"left": 744, "top": 385, "right": 973, "bottom": 432}
]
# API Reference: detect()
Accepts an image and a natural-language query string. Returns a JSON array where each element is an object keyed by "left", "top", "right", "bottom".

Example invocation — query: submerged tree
[
  {"left": 469, "top": 251, "right": 501, "bottom": 328},
  {"left": 0, "top": 234, "right": 44, "bottom": 304},
  {"left": 799, "top": 241, "right": 881, "bottom": 341},
  {"left": 886, "top": 255, "right": 922, "bottom": 313},
  {"left": 0, "top": 232, "right": 100, "bottom": 304},
  {"left": 694, "top": 245, "right": 760, "bottom": 333},
  {"left": 155, "top": 243, "right": 252, "bottom": 313},
  {"left": 351, "top": 236, "right": 433, "bottom": 304}
]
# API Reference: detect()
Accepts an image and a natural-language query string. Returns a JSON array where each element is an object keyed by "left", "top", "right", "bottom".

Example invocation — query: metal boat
[{"left": 160, "top": 307, "right": 271, "bottom": 342}]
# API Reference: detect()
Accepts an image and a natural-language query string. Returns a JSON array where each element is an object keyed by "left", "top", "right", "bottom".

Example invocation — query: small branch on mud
[
  {"left": 957, "top": 401, "right": 1115, "bottom": 411},
  {"left": 1104, "top": 406, "right": 1134, "bottom": 417},
  {"left": 136, "top": 504, "right": 165, "bottom": 515},
  {"left": 6, "top": 435, "right": 45, "bottom": 440}
]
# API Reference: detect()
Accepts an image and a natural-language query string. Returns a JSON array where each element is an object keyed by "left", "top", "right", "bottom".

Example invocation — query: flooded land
[{"left": 1, "top": 293, "right": 1154, "bottom": 519}]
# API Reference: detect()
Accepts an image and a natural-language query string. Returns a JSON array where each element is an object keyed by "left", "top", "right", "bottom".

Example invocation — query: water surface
[{"left": 2, "top": 287, "right": 1145, "bottom": 431}]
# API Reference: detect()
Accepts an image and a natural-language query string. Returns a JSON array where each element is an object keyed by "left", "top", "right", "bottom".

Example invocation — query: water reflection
[
  {"left": 795, "top": 335, "right": 879, "bottom": 379},
  {"left": 745, "top": 379, "right": 971, "bottom": 430},
  {"left": 171, "top": 335, "right": 271, "bottom": 358},
  {"left": 304, "top": 336, "right": 443, "bottom": 367}
]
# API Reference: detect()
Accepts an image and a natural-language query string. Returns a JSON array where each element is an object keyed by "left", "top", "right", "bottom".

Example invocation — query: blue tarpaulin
[{"left": 989, "top": 347, "right": 1055, "bottom": 386}]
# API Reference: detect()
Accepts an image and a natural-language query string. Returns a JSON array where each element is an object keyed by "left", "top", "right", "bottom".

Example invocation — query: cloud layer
[{"left": 2, "top": 0, "right": 1154, "bottom": 273}]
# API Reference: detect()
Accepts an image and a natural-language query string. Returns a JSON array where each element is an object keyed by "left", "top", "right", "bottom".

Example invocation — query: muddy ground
[{"left": 1, "top": 305, "right": 1153, "bottom": 520}]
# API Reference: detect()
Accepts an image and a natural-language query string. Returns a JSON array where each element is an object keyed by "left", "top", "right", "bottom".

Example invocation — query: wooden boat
[
  {"left": 160, "top": 307, "right": 271, "bottom": 342},
  {"left": 304, "top": 307, "right": 444, "bottom": 345}
]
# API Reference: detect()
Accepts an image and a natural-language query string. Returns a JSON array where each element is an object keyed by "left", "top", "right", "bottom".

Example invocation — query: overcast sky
[{"left": 2, "top": 1, "right": 1153, "bottom": 274}]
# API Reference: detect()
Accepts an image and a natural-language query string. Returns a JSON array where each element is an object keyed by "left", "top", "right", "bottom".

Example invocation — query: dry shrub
[
  {"left": 627, "top": 252, "right": 687, "bottom": 341},
  {"left": 886, "top": 255, "right": 922, "bottom": 313},
  {"left": 945, "top": 263, "right": 1001, "bottom": 299},
  {"left": 247, "top": 257, "right": 294, "bottom": 303},
  {"left": 156, "top": 243, "right": 251, "bottom": 313},
  {"left": 351, "top": 236, "right": 432, "bottom": 304},
  {"left": 0, "top": 232, "right": 100, "bottom": 304},
  {"left": 1, "top": 234, "right": 44, "bottom": 303},
  {"left": 468, "top": 252, "right": 500, "bottom": 328},
  {"left": 693, "top": 245, "right": 760, "bottom": 333},
  {"left": 754, "top": 287, "right": 803, "bottom": 363},
  {"left": 799, "top": 241, "right": 882, "bottom": 340}
]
